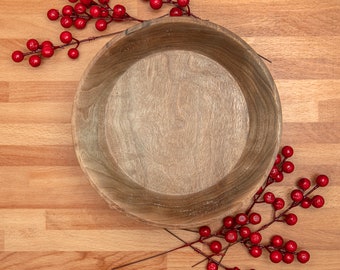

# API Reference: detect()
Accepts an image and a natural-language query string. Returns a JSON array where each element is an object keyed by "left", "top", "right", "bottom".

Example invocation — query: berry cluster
[
  {"left": 11, "top": 0, "right": 193, "bottom": 67},
  {"left": 112, "top": 146, "right": 329, "bottom": 270}
]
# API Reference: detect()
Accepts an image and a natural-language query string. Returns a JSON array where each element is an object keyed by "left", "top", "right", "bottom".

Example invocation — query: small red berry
[
  {"left": 149, "top": 0, "right": 163, "bottom": 10},
  {"left": 210, "top": 240, "right": 222, "bottom": 253},
  {"left": 199, "top": 226, "right": 211, "bottom": 237},
  {"left": 74, "top": 17, "right": 87, "bottom": 29},
  {"left": 300, "top": 197, "right": 312, "bottom": 208},
  {"left": 100, "top": 7, "right": 109, "bottom": 17},
  {"left": 170, "top": 7, "right": 183, "bottom": 16},
  {"left": 269, "top": 165, "right": 279, "bottom": 178},
  {"left": 41, "top": 40, "right": 53, "bottom": 48},
  {"left": 291, "top": 189, "right": 304, "bottom": 202},
  {"left": 316, "top": 174, "right": 329, "bottom": 187},
  {"left": 273, "top": 198, "right": 285, "bottom": 210},
  {"left": 29, "top": 55, "right": 41, "bottom": 67},
  {"left": 274, "top": 154, "right": 281, "bottom": 165},
  {"left": 26, "top": 39, "right": 39, "bottom": 51},
  {"left": 275, "top": 172, "right": 284, "bottom": 182},
  {"left": 297, "top": 250, "right": 310, "bottom": 263},
  {"left": 60, "top": 31, "right": 73, "bottom": 44},
  {"left": 283, "top": 253, "right": 294, "bottom": 264},
  {"left": 239, "top": 226, "right": 251, "bottom": 238},
  {"left": 113, "top": 4, "right": 126, "bottom": 19},
  {"left": 223, "top": 216, "right": 234, "bottom": 228},
  {"left": 284, "top": 240, "right": 297, "bottom": 252},
  {"left": 206, "top": 262, "right": 218, "bottom": 270},
  {"left": 249, "top": 212, "right": 261, "bottom": 225},
  {"left": 271, "top": 235, "right": 283, "bottom": 247},
  {"left": 249, "top": 232, "right": 262, "bottom": 244},
  {"left": 177, "top": 0, "right": 190, "bottom": 7},
  {"left": 263, "top": 192, "right": 275, "bottom": 204},
  {"left": 68, "top": 48, "right": 79, "bottom": 59},
  {"left": 225, "top": 229, "right": 238, "bottom": 243},
  {"left": 281, "top": 145, "right": 294, "bottom": 158},
  {"left": 11, "top": 50, "right": 24, "bottom": 62},
  {"left": 298, "top": 178, "right": 311, "bottom": 190},
  {"left": 60, "top": 16, "right": 73, "bottom": 28},
  {"left": 312, "top": 195, "right": 325, "bottom": 208},
  {"left": 285, "top": 213, "right": 298, "bottom": 225},
  {"left": 62, "top": 5, "right": 74, "bottom": 16},
  {"left": 235, "top": 213, "right": 248, "bottom": 225},
  {"left": 80, "top": 0, "right": 92, "bottom": 6},
  {"left": 282, "top": 161, "right": 295, "bottom": 173},
  {"left": 249, "top": 246, "right": 262, "bottom": 258},
  {"left": 90, "top": 5, "right": 101, "bottom": 18},
  {"left": 99, "top": 0, "right": 109, "bottom": 4},
  {"left": 75, "top": 3, "right": 87, "bottom": 14},
  {"left": 95, "top": 19, "right": 107, "bottom": 31},
  {"left": 270, "top": 250, "right": 282, "bottom": 263},
  {"left": 47, "top": 9, "right": 60, "bottom": 21},
  {"left": 41, "top": 46, "right": 54, "bottom": 58}
]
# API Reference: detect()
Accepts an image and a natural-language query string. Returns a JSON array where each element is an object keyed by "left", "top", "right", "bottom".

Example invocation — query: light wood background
[{"left": 0, "top": 0, "right": 339, "bottom": 269}]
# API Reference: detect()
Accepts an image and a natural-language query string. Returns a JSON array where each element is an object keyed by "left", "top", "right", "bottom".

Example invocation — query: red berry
[
  {"left": 199, "top": 226, "right": 211, "bottom": 237},
  {"left": 274, "top": 171, "right": 284, "bottom": 182},
  {"left": 249, "top": 232, "right": 262, "bottom": 244},
  {"left": 270, "top": 250, "right": 282, "bottom": 263},
  {"left": 62, "top": 5, "right": 74, "bottom": 16},
  {"left": 291, "top": 189, "right": 304, "bottom": 202},
  {"left": 283, "top": 253, "right": 294, "bottom": 264},
  {"left": 223, "top": 216, "right": 234, "bottom": 228},
  {"left": 26, "top": 39, "right": 39, "bottom": 51},
  {"left": 41, "top": 40, "right": 53, "bottom": 48},
  {"left": 113, "top": 4, "right": 126, "bottom": 19},
  {"left": 68, "top": 48, "right": 79, "bottom": 59},
  {"left": 235, "top": 213, "right": 248, "bottom": 225},
  {"left": 100, "top": 7, "right": 109, "bottom": 17},
  {"left": 273, "top": 198, "right": 285, "bottom": 210},
  {"left": 298, "top": 178, "right": 311, "bottom": 190},
  {"left": 285, "top": 213, "right": 298, "bottom": 225},
  {"left": 239, "top": 226, "right": 251, "bottom": 238},
  {"left": 316, "top": 174, "right": 329, "bottom": 187},
  {"left": 271, "top": 235, "right": 283, "bottom": 247},
  {"left": 28, "top": 55, "right": 41, "bottom": 67},
  {"left": 282, "top": 161, "right": 295, "bottom": 173},
  {"left": 274, "top": 154, "right": 281, "bottom": 165},
  {"left": 312, "top": 195, "right": 325, "bottom": 208},
  {"left": 41, "top": 46, "right": 54, "bottom": 58},
  {"left": 177, "top": 0, "right": 190, "bottom": 7},
  {"left": 284, "top": 240, "right": 297, "bottom": 252},
  {"left": 60, "top": 31, "right": 73, "bottom": 44},
  {"left": 225, "top": 229, "right": 238, "bottom": 243},
  {"left": 300, "top": 197, "right": 312, "bottom": 208},
  {"left": 170, "top": 7, "right": 183, "bottom": 16},
  {"left": 249, "top": 246, "right": 262, "bottom": 258},
  {"left": 80, "top": 0, "right": 92, "bottom": 6},
  {"left": 74, "top": 17, "right": 87, "bottom": 29},
  {"left": 99, "top": 0, "right": 109, "bottom": 3},
  {"left": 149, "top": 0, "right": 163, "bottom": 9},
  {"left": 297, "top": 250, "right": 310, "bottom": 263},
  {"left": 60, "top": 16, "right": 73, "bottom": 28},
  {"left": 263, "top": 192, "right": 275, "bottom": 204},
  {"left": 249, "top": 212, "right": 261, "bottom": 225},
  {"left": 11, "top": 50, "right": 24, "bottom": 62},
  {"left": 47, "top": 9, "right": 60, "bottom": 20},
  {"left": 282, "top": 145, "right": 294, "bottom": 158},
  {"left": 95, "top": 19, "right": 107, "bottom": 31},
  {"left": 75, "top": 3, "right": 87, "bottom": 14},
  {"left": 90, "top": 5, "right": 101, "bottom": 18},
  {"left": 206, "top": 262, "right": 218, "bottom": 270},
  {"left": 210, "top": 240, "right": 222, "bottom": 253},
  {"left": 269, "top": 165, "right": 279, "bottom": 178}
]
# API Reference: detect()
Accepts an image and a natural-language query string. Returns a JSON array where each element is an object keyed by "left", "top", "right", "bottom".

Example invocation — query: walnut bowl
[{"left": 72, "top": 16, "right": 282, "bottom": 228}]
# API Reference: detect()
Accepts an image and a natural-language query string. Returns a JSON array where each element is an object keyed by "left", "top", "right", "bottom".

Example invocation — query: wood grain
[{"left": 0, "top": 0, "right": 339, "bottom": 269}]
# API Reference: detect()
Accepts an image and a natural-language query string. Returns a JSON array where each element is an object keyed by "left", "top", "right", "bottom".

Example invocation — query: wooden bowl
[{"left": 72, "top": 17, "right": 281, "bottom": 228}]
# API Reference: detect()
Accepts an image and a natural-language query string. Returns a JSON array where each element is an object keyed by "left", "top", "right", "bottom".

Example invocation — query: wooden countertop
[{"left": 0, "top": 0, "right": 339, "bottom": 269}]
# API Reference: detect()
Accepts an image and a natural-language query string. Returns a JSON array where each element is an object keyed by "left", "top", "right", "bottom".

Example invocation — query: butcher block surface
[{"left": 0, "top": 0, "right": 339, "bottom": 269}]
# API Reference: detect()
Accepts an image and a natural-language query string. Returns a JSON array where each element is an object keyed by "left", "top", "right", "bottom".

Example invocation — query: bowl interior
[{"left": 72, "top": 17, "right": 281, "bottom": 228}]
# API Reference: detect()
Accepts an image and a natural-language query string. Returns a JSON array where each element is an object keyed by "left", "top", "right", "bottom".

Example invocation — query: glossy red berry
[
  {"left": 95, "top": 19, "right": 107, "bottom": 31},
  {"left": 26, "top": 39, "right": 39, "bottom": 51},
  {"left": 41, "top": 40, "right": 53, "bottom": 48},
  {"left": 113, "top": 4, "right": 126, "bottom": 19},
  {"left": 312, "top": 195, "right": 325, "bottom": 208},
  {"left": 47, "top": 9, "right": 60, "bottom": 20},
  {"left": 300, "top": 197, "right": 312, "bottom": 208},
  {"left": 80, "top": 0, "right": 92, "bottom": 6},
  {"left": 284, "top": 240, "right": 297, "bottom": 252},
  {"left": 263, "top": 192, "right": 275, "bottom": 204},
  {"left": 210, "top": 240, "right": 222, "bottom": 253},
  {"left": 11, "top": 50, "right": 24, "bottom": 62},
  {"left": 206, "top": 262, "right": 218, "bottom": 270},
  {"left": 62, "top": 5, "right": 74, "bottom": 16},
  {"left": 149, "top": 0, "right": 163, "bottom": 9},
  {"left": 249, "top": 212, "right": 261, "bottom": 225},
  {"left": 285, "top": 213, "right": 298, "bottom": 225},
  {"left": 99, "top": 0, "right": 110, "bottom": 3},
  {"left": 225, "top": 229, "right": 238, "bottom": 243},
  {"left": 28, "top": 55, "right": 41, "bottom": 67},
  {"left": 274, "top": 154, "right": 281, "bottom": 165},
  {"left": 249, "top": 246, "right": 262, "bottom": 258},
  {"left": 60, "top": 31, "right": 73, "bottom": 44},
  {"left": 270, "top": 250, "right": 282, "bottom": 263},
  {"left": 316, "top": 174, "right": 329, "bottom": 187},
  {"left": 249, "top": 232, "right": 262, "bottom": 244},
  {"left": 75, "top": 3, "right": 87, "bottom": 14},
  {"left": 297, "top": 250, "right": 310, "bottom": 263},
  {"left": 199, "top": 226, "right": 211, "bottom": 237},
  {"left": 68, "top": 48, "right": 79, "bottom": 59},
  {"left": 223, "top": 216, "right": 234, "bottom": 228},
  {"left": 177, "top": 0, "right": 190, "bottom": 7},
  {"left": 269, "top": 165, "right": 279, "bottom": 178},
  {"left": 282, "top": 161, "right": 295, "bottom": 173},
  {"left": 291, "top": 189, "right": 304, "bottom": 202},
  {"left": 74, "top": 17, "right": 87, "bottom": 29},
  {"left": 60, "top": 16, "right": 73, "bottom": 28},
  {"left": 274, "top": 171, "right": 284, "bottom": 182},
  {"left": 239, "top": 226, "right": 251, "bottom": 238},
  {"left": 271, "top": 235, "right": 283, "bottom": 247},
  {"left": 235, "top": 213, "right": 248, "bottom": 225},
  {"left": 273, "top": 198, "right": 285, "bottom": 210},
  {"left": 283, "top": 253, "right": 294, "bottom": 264},
  {"left": 100, "top": 7, "right": 109, "bottom": 17},
  {"left": 298, "top": 178, "right": 311, "bottom": 190},
  {"left": 281, "top": 145, "right": 294, "bottom": 158},
  {"left": 170, "top": 7, "right": 183, "bottom": 16},
  {"left": 41, "top": 46, "right": 54, "bottom": 58},
  {"left": 90, "top": 5, "right": 101, "bottom": 18}
]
